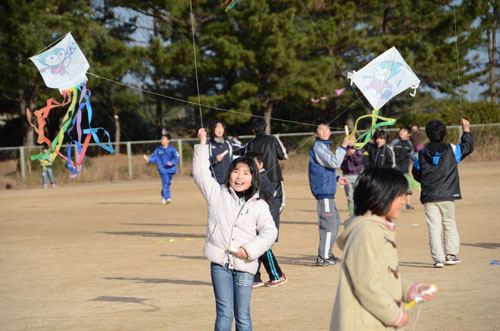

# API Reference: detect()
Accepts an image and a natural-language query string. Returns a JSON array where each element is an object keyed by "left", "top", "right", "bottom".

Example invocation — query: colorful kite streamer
[
  {"left": 221, "top": 0, "right": 240, "bottom": 12},
  {"left": 311, "top": 88, "right": 346, "bottom": 103},
  {"left": 28, "top": 32, "right": 114, "bottom": 176}
]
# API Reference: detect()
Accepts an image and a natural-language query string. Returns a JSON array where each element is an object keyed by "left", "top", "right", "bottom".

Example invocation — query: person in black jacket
[
  {"left": 245, "top": 118, "right": 288, "bottom": 213},
  {"left": 390, "top": 126, "right": 418, "bottom": 210},
  {"left": 412, "top": 119, "right": 474, "bottom": 268},
  {"left": 364, "top": 129, "right": 395, "bottom": 168},
  {"left": 207, "top": 120, "right": 233, "bottom": 184},
  {"left": 246, "top": 151, "right": 287, "bottom": 288}
]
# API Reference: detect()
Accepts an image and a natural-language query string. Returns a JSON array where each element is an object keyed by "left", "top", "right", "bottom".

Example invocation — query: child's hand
[
  {"left": 461, "top": 118, "right": 470, "bottom": 132},
  {"left": 198, "top": 128, "right": 207, "bottom": 144},
  {"left": 418, "top": 284, "right": 438, "bottom": 302},
  {"left": 341, "top": 135, "right": 354, "bottom": 148},
  {"left": 167, "top": 162, "right": 173, "bottom": 167},
  {"left": 394, "top": 311, "right": 409, "bottom": 329},
  {"left": 338, "top": 176, "right": 349, "bottom": 186},
  {"left": 234, "top": 247, "right": 248, "bottom": 259}
]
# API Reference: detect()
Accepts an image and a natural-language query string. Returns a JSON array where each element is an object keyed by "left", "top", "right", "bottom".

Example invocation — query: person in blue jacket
[
  {"left": 145, "top": 134, "right": 179, "bottom": 204},
  {"left": 309, "top": 120, "right": 354, "bottom": 266}
]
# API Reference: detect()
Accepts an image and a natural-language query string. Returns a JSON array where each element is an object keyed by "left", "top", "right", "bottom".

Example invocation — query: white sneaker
[
  {"left": 161, "top": 198, "right": 167, "bottom": 204},
  {"left": 434, "top": 261, "right": 444, "bottom": 268},
  {"left": 166, "top": 198, "right": 171, "bottom": 204}
]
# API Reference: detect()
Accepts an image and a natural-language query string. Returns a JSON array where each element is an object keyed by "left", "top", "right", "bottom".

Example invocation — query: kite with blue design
[
  {"left": 347, "top": 47, "right": 421, "bottom": 149},
  {"left": 27, "top": 32, "right": 114, "bottom": 177}
]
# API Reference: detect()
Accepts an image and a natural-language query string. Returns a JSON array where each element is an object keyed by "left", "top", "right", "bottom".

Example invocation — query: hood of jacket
[
  {"left": 420, "top": 142, "right": 450, "bottom": 166},
  {"left": 337, "top": 214, "right": 391, "bottom": 250}
]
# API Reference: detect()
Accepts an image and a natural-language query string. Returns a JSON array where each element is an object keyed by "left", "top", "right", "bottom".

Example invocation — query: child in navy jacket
[{"left": 412, "top": 119, "right": 474, "bottom": 267}]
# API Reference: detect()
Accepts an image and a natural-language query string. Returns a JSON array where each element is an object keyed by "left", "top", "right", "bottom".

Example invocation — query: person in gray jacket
[{"left": 193, "top": 128, "right": 277, "bottom": 331}]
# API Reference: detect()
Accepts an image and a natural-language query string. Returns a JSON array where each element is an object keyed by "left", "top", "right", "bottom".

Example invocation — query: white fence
[{"left": 1, "top": 123, "right": 499, "bottom": 185}]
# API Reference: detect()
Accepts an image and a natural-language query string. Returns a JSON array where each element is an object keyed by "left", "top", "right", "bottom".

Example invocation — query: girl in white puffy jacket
[{"left": 193, "top": 128, "right": 277, "bottom": 331}]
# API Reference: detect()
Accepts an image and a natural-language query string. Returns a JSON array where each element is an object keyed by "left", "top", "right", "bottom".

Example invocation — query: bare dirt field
[{"left": 1, "top": 160, "right": 499, "bottom": 331}]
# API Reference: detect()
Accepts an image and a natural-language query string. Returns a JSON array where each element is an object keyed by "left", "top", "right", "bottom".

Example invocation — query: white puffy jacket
[{"left": 193, "top": 144, "right": 277, "bottom": 274}]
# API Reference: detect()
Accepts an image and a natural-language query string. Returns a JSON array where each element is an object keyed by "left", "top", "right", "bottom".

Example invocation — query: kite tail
[
  {"left": 225, "top": 0, "right": 240, "bottom": 12},
  {"left": 349, "top": 109, "right": 397, "bottom": 150}
]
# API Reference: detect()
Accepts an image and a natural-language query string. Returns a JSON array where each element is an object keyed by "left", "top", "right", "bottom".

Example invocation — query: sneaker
[
  {"left": 43, "top": 184, "right": 48, "bottom": 189},
  {"left": 51, "top": 184, "right": 57, "bottom": 188},
  {"left": 264, "top": 274, "right": 287, "bottom": 287},
  {"left": 316, "top": 255, "right": 340, "bottom": 266},
  {"left": 445, "top": 254, "right": 461, "bottom": 265},
  {"left": 406, "top": 203, "right": 414, "bottom": 210},
  {"left": 434, "top": 261, "right": 445, "bottom": 268},
  {"left": 252, "top": 281, "right": 265, "bottom": 289},
  {"left": 166, "top": 198, "right": 171, "bottom": 204},
  {"left": 161, "top": 198, "right": 167, "bottom": 204}
]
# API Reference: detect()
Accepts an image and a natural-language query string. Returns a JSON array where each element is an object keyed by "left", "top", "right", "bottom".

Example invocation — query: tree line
[{"left": 0, "top": 0, "right": 498, "bottom": 147}]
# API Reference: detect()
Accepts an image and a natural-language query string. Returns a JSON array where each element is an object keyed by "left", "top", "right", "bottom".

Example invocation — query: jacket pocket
[{"left": 207, "top": 222, "right": 218, "bottom": 242}]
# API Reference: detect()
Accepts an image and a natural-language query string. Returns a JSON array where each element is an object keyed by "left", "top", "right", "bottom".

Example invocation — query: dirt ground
[{"left": 1, "top": 160, "right": 499, "bottom": 331}]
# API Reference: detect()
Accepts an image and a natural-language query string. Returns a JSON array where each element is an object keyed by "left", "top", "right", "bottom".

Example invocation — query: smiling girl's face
[{"left": 228, "top": 162, "right": 252, "bottom": 192}]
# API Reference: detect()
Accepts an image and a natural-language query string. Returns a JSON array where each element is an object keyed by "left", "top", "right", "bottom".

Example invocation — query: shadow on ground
[
  {"left": 91, "top": 296, "right": 159, "bottom": 312},
  {"left": 276, "top": 254, "right": 320, "bottom": 267},
  {"left": 399, "top": 261, "right": 434, "bottom": 269},
  {"left": 104, "top": 276, "right": 211, "bottom": 286},
  {"left": 121, "top": 222, "right": 204, "bottom": 227},
  {"left": 160, "top": 254, "right": 205, "bottom": 260},
  {"left": 101, "top": 231, "right": 205, "bottom": 238},
  {"left": 461, "top": 242, "right": 500, "bottom": 249}
]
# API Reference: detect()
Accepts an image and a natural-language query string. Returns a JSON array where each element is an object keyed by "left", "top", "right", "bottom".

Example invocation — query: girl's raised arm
[{"left": 193, "top": 128, "right": 222, "bottom": 202}]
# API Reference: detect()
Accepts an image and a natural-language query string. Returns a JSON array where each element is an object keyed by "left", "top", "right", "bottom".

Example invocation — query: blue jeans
[
  {"left": 42, "top": 167, "right": 55, "bottom": 185},
  {"left": 210, "top": 263, "right": 253, "bottom": 331}
]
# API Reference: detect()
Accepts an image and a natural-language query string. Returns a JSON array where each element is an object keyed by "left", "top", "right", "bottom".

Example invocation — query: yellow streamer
[{"left": 349, "top": 109, "right": 397, "bottom": 149}]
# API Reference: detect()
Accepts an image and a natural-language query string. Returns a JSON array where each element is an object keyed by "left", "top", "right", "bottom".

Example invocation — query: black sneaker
[
  {"left": 406, "top": 203, "right": 415, "bottom": 210},
  {"left": 316, "top": 255, "right": 340, "bottom": 266},
  {"left": 445, "top": 254, "right": 461, "bottom": 265}
]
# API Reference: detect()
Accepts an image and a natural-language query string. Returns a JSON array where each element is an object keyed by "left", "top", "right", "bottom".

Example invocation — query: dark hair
[
  {"left": 411, "top": 123, "right": 419, "bottom": 128},
  {"left": 373, "top": 129, "right": 386, "bottom": 140},
  {"left": 425, "top": 120, "right": 446, "bottom": 142},
  {"left": 252, "top": 118, "right": 267, "bottom": 135},
  {"left": 245, "top": 151, "right": 261, "bottom": 162},
  {"left": 162, "top": 134, "right": 171, "bottom": 140},
  {"left": 313, "top": 120, "right": 330, "bottom": 133},
  {"left": 209, "top": 120, "right": 227, "bottom": 139},
  {"left": 354, "top": 166, "right": 408, "bottom": 217},
  {"left": 400, "top": 125, "right": 411, "bottom": 133},
  {"left": 224, "top": 157, "right": 266, "bottom": 200}
]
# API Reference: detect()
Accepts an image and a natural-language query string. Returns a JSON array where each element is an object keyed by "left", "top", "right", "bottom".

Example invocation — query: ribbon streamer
[{"left": 349, "top": 109, "right": 397, "bottom": 149}]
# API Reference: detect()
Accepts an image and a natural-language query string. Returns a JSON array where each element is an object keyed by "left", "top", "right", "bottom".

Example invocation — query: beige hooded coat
[
  {"left": 192, "top": 144, "right": 277, "bottom": 275},
  {"left": 330, "top": 215, "right": 414, "bottom": 330}
]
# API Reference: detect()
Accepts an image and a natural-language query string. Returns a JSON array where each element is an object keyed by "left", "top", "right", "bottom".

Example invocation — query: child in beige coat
[{"left": 331, "top": 167, "right": 437, "bottom": 330}]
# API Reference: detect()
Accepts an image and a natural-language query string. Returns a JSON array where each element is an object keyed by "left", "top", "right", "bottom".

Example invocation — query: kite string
[
  {"left": 453, "top": 6, "right": 463, "bottom": 119},
  {"left": 31, "top": 33, "right": 68, "bottom": 58},
  {"left": 87, "top": 72, "right": 345, "bottom": 129},
  {"left": 189, "top": 0, "right": 204, "bottom": 129},
  {"left": 298, "top": 0, "right": 333, "bottom": 56}
]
